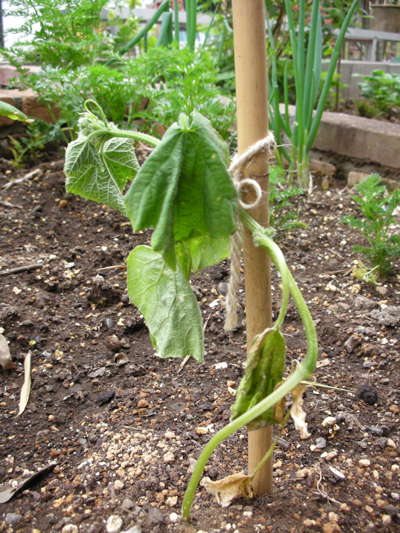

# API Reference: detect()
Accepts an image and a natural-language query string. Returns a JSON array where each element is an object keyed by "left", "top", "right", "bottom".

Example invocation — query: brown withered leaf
[
  {"left": 201, "top": 471, "right": 253, "bottom": 507},
  {"left": 290, "top": 384, "right": 311, "bottom": 440}
]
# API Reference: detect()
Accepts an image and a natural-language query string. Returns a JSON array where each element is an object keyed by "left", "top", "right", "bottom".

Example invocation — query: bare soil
[{"left": 0, "top": 157, "right": 399, "bottom": 533}]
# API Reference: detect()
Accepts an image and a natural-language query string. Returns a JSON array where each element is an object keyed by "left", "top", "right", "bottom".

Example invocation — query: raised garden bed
[{"left": 0, "top": 156, "right": 399, "bottom": 533}]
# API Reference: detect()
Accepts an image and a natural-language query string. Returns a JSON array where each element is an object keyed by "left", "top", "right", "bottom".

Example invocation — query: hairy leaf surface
[
  {"left": 65, "top": 121, "right": 139, "bottom": 215},
  {"left": 124, "top": 111, "right": 238, "bottom": 270},
  {"left": 126, "top": 245, "right": 204, "bottom": 361},
  {"left": 231, "top": 327, "right": 286, "bottom": 430}
]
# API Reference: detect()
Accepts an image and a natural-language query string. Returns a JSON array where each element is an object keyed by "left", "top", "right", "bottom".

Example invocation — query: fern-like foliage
[{"left": 342, "top": 174, "right": 400, "bottom": 278}]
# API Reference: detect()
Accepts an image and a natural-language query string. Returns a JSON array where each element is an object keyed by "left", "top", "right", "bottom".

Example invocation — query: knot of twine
[{"left": 224, "top": 131, "right": 276, "bottom": 332}]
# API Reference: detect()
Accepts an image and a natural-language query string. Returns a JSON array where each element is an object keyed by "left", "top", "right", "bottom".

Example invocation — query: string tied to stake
[{"left": 224, "top": 132, "right": 276, "bottom": 332}]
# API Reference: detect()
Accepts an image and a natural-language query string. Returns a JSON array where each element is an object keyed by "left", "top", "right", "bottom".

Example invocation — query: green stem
[
  {"left": 251, "top": 409, "right": 291, "bottom": 478},
  {"left": 181, "top": 364, "right": 308, "bottom": 522},
  {"left": 240, "top": 210, "right": 288, "bottom": 329},
  {"left": 85, "top": 128, "right": 161, "bottom": 147},
  {"left": 181, "top": 213, "right": 318, "bottom": 523},
  {"left": 306, "top": 0, "right": 360, "bottom": 153},
  {"left": 217, "top": 18, "right": 227, "bottom": 69},
  {"left": 173, "top": 0, "right": 180, "bottom": 43},
  {"left": 105, "top": 1, "right": 170, "bottom": 66},
  {"left": 85, "top": 99, "right": 107, "bottom": 126},
  {"left": 297, "top": 151, "right": 310, "bottom": 190}
]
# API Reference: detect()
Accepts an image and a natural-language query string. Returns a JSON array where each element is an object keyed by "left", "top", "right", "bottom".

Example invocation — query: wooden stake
[{"left": 232, "top": 0, "right": 273, "bottom": 495}]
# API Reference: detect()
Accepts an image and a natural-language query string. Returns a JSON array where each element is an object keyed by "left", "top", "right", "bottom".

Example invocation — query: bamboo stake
[{"left": 232, "top": 0, "right": 273, "bottom": 495}]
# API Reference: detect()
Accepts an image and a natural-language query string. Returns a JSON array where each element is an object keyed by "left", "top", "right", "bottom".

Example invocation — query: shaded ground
[{"left": 0, "top": 157, "right": 399, "bottom": 533}]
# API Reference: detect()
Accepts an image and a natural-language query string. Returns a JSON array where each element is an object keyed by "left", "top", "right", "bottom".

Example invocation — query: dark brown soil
[{"left": 0, "top": 157, "right": 399, "bottom": 533}]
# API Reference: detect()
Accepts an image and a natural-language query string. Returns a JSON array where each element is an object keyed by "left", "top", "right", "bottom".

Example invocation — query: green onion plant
[{"left": 267, "top": 0, "right": 360, "bottom": 188}]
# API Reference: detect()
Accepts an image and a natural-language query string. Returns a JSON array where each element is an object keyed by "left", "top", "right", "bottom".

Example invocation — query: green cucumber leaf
[
  {"left": 64, "top": 112, "right": 139, "bottom": 215},
  {"left": 126, "top": 245, "right": 204, "bottom": 362},
  {"left": 0, "top": 100, "right": 33, "bottom": 123},
  {"left": 175, "top": 243, "right": 192, "bottom": 280},
  {"left": 231, "top": 327, "right": 286, "bottom": 431},
  {"left": 177, "top": 235, "right": 231, "bottom": 274},
  {"left": 124, "top": 111, "right": 238, "bottom": 271}
]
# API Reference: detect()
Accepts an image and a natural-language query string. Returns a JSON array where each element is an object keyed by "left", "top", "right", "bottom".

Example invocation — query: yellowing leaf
[
  {"left": 18, "top": 351, "right": 32, "bottom": 416},
  {"left": 201, "top": 472, "right": 253, "bottom": 507},
  {"left": 0, "top": 333, "right": 13, "bottom": 370}
]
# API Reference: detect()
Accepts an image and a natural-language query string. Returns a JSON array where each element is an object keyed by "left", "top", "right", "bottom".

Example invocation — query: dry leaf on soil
[
  {"left": 18, "top": 351, "right": 31, "bottom": 416},
  {"left": 201, "top": 471, "right": 253, "bottom": 507},
  {"left": 0, "top": 333, "right": 12, "bottom": 370}
]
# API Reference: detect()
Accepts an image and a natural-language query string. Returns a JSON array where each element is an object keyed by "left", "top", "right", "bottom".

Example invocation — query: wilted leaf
[
  {"left": 176, "top": 234, "right": 231, "bottom": 274},
  {"left": 18, "top": 351, "right": 31, "bottom": 416},
  {"left": 273, "top": 378, "right": 312, "bottom": 439},
  {"left": 0, "top": 100, "right": 33, "bottom": 123},
  {"left": 291, "top": 383, "right": 311, "bottom": 440},
  {"left": 64, "top": 111, "right": 139, "bottom": 215},
  {"left": 0, "top": 334, "right": 12, "bottom": 370},
  {"left": 231, "top": 327, "right": 286, "bottom": 430},
  {"left": 124, "top": 111, "right": 238, "bottom": 270},
  {"left": 201, "top": 472, "right": 253, "bottom": 507},
  {"left": 126, "top": 246, "right": 204, "bottom": 361}
]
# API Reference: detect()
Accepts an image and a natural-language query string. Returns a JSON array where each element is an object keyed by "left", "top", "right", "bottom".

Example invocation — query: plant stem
[
  {"left": 181, "top": 213, "right": 318, "bottom": 523},
  {"left": 181, "top": 363, "right": 309, "bottom": 522},
  {"left": 85, "top": 128, "right": 160, "bottom": 147},
  {"left": 173, "top": 0, "right": 180, "bottom": 43},
  {"left": 251, "top": 409, "right": 291, "bottom": 478}
]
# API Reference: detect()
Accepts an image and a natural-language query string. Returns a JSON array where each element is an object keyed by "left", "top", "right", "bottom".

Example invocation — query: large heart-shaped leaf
[
  {"left": 126, "top": 245, "right": 204, "bottom": 361},
  {"left": 124, "top": 111, "right": 238, "bottom": 270}
]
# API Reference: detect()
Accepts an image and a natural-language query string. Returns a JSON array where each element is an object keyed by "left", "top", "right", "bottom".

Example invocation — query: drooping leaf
[
  {"left": 64, "top": 111, "right": 139, "bottom": 215},
  {"left": 231, "top": 327, "right": 286, "bottom": 430},
  {"left": 124, "top": 111, "right": 238, "bottom": 270},
  {"left": 102, "top": 137, "right": 140, "bottom": 185},
  {"left": 126, "top": 245, "right": 204, "bottom": 361},
  {"left": 0, "top": 100, "right": 33, "bottom": 123},
  {"left": 176, "top": 234, "right": 231, "bottom": 274}
]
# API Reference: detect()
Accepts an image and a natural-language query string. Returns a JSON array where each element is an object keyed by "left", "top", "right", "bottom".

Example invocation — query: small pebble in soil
[
  {"left": 122, "top": 527, "right": 141, "bottom": 533},
  {"left": 316, "top": 437, "right": 327, "bottom": 449},
  {"left": 163, "top": 451, "right": 175, "bottom": 464},
  {"left": 62, "top": 526, "right": 78, "bottom": 533},
  {"left": 106, "top": 514, "right": 123, "bottom": 533},
  {"left": 5, "top": 513, "right": 23, "bottom": 526}
]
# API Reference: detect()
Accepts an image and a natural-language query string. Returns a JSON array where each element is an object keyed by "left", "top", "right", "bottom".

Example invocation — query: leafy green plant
[
  {"left": 342, "top": 174, "right": 400, "bottom": 278},
  {"left": 267, "top": 0, "right": 360, "bottom": 188},
  {"left": 2, "top": 0, "right": 116, "bottom": 69},
  {"left": 8, "top": 120, "right": 64, "bottom": 168},
  {"left": 356, "top": 70, "right": 400, "bottom": 117},
  {"left": 145, "top": 45, "right": 236, "bottom": 140},
  {"left": 17, "top": 46, "right": 235, "bottom": 141},
  {"left": 269, "top": 166, "right": 307, "bottom": 235},
  {"left": 64, "top": 101, "right": 318, "bottom": 521}
]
